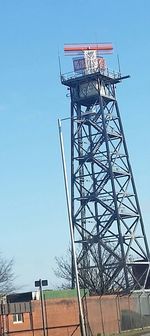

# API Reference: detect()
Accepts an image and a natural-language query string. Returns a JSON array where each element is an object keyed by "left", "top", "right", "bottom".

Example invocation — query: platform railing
[{"left": 61, "top": 66, "right": 121, "bottom": 82}]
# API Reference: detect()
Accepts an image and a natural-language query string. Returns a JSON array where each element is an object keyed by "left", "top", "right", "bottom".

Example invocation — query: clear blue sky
[{"left": 0, "top": 0, "right": 149, "bottom": 291}]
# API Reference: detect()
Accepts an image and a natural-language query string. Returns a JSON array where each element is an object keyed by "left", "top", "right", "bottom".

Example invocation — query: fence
[
  {"left": 0, "top": 292, "right": 150, "bottom": 336},
  {"left": 83, "top": 292, "right": 150, "bottom": 335}
]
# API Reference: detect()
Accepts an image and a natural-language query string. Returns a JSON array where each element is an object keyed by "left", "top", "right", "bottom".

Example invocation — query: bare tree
[
  {"left": 54, "top": 246, "right": 128, "bottom": 295},
  {"left": 0, "top": 255, "right": 15, "bottom": 296}
]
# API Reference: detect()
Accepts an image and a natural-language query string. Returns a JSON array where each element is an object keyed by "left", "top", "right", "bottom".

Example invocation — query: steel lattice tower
[{"left": 61, "top": 43, "right": 150, "bottom": 293}]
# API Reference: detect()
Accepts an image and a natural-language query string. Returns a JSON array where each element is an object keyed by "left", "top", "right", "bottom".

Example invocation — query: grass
[
  {"left": 97, "top": 326, "right": 150, "bottom": 336},
  {"left": 114, "top": 327, "right": 150, "bottom": 336}
]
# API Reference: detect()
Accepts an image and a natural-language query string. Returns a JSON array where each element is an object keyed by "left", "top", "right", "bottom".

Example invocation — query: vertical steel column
[{"left": 98, "top": 78, "right": 129, "bottom": 288}]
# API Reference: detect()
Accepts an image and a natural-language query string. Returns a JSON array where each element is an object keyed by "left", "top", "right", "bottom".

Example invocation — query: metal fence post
[
  {"left": 138, "top": 292, "right": 143, "bottom": 330},
  {"left": 116, "top": 295, "right": 121, "bottom": 333},
  {"left": 99, "top": 296, "right": 105, "bottom": 335}
]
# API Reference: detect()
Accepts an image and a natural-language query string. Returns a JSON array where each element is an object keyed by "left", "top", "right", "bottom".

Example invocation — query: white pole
[{"left": 58, "top": 118, "right": 86, "bottom": 336}]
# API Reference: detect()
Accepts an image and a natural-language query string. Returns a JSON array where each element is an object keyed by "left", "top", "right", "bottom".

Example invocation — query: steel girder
[{"left": 62, "top": 72, "right": 150, "bottom": 293}]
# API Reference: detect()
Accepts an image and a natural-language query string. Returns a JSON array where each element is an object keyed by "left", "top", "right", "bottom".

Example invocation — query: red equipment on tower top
[{"left": 64, "top": 43, "right": 113, "bottom": 55}]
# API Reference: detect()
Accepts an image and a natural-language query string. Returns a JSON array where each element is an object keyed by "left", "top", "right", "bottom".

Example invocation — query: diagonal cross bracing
[{"left": 62, "top": 70, "right": 150, "bottom": 293}]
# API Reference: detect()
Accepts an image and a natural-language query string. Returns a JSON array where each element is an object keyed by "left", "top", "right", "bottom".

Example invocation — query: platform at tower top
[{"left": 61, "top": 67, "right": 129, "bottom": 87}]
